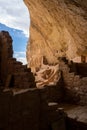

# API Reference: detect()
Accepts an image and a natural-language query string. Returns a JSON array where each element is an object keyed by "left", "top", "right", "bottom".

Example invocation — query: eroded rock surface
[
  {"left": 25, "top": 0, "right": 87, "bottom": 67},
  {"left": 24, "top": 0, "right": 87, "bottom": 87},
  {"left": 35, "top": 64, "right": 61, "bottom": 88}
]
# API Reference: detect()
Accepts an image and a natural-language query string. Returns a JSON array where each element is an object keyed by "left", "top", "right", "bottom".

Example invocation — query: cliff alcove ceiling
[{"left": 24, "top": 0, "right": 87, "bottom": 87}]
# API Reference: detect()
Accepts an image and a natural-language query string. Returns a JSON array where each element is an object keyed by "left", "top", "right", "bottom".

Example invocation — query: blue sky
[{"left": 0, "top": 0, "right": 30, "bottom": 64}]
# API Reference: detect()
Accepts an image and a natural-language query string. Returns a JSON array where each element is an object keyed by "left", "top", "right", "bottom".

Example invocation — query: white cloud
[
  {"left": 0, "top": 0, "right": 30, "bottom": 37},
  {"left": 15, "top": 51, "right": 26, "bottom": 55},
  {"left": 17, "top": 57, "right": 27, "bottom": 65},
  {"left": 14, "top": 51, "right": 27, "bottom": 65}
]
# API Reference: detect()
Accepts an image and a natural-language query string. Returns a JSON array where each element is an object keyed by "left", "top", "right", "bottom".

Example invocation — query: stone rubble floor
[{"left": 58, "top": 103, "right": 87, "bottom": 124}]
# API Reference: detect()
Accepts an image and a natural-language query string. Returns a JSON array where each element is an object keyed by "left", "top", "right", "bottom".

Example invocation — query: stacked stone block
[
  {"left": 7, "top": 58, "right": 35, "bottom": 88},
  {"left": 0, "top": 89, "right": 40, "bottom": 130},
  {"left": 0, "top": 87, "right": 67, "bottom": 130},
  {"left": 0, "top": 31, "right": 36, "bottom": 89},
  {"left": 59, "top": 60, "right": 87, "bottom": 105},
  {"left": 45, "top": 77, "right": 65, "bottom": 103}
]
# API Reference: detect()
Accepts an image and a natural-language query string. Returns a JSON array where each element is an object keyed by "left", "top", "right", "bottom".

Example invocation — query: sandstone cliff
[{"left": 24, "top": 0, "right": 87, "bottom": 70}]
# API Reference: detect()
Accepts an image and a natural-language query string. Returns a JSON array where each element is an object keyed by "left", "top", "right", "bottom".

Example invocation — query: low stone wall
[
  {"left": 0, "top": 88, "right": 49, "bottom": 130},
  {"left": 0, "top": 88, "right": 67, "bottom": 130}
]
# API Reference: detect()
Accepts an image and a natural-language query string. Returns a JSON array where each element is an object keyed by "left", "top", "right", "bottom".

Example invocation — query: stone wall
[
  {"left": 0, "top": 31, "right": 13, "bottom": 84},
  {"left": 69, "top": 63, "right": 87, "bottom": 77},
  {"left": 0, "top": 88, "right": 66, "bottom": 130},
  {"left": 0, "top": 88, "right": 43, "bottom": 130},
  {"left": 0, "top": 31, "right": 36, "bottom": 89},
  {"left": 45, "top": 76, "right": 65, "bottom": 103},
  {"left": 59, "top": 59, "right": 87, "bottom": 105},
  {"left": 6, "top": 58, "right": 35, "bottom": 88}
]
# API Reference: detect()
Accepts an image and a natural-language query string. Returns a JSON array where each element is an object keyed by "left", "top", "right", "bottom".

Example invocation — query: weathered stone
[
  {"left": 59, "top": 59, "right": 87, "bottom": 105},
  {"left": 0, "top": 31, "right": 36, "bottom": 89},
  {"left": 24, "top": 0, "right": 87, "bottom": 70}
]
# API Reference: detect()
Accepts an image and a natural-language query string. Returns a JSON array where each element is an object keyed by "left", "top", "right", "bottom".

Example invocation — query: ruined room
[{"left": 0, "top": 0, "right": 87, "bottom": 130}]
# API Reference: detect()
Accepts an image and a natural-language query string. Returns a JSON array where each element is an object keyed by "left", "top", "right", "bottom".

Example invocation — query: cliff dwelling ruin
[{"left": 0, "top": 0, "right": 87, "bottom": 130}]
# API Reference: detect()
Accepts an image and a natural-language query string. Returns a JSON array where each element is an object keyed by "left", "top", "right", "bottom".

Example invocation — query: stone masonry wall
[
  {"left": 0, "top": 88, "right": 48, "bottom": 130},
  {"left": 45, "top": 77, "right": 65, "bottom": 103},
  {"left": 0, "top": 31, "right": 36, "bottom": 89},
  {"left": 0, "top": 88, "right": 66, "bottom": 130},
  {"left": 0, "top": 31, "right": 13, "bottom": 84},
  {"left": 59, "top": 60, "right": 87, "bottom": 105}
]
